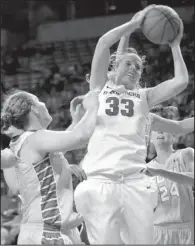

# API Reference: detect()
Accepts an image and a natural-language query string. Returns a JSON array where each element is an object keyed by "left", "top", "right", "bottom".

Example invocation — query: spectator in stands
[{"left": 2, "top": 53, "right": 20, "bottom": 75}]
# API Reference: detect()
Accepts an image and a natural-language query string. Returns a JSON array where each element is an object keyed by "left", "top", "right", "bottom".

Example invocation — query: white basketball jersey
[
  {"left": 149, "top": 150, "right": 194, "bottom": 225},
  {"left": 82, "top": 81, "right": 150, "bottom": 177}
]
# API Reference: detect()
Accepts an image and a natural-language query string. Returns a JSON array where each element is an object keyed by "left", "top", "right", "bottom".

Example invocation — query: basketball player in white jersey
[
  {"left": 73, "top": 5, "right": 188, "bottom": 244},
  {"left": 1, "top": 89, "right": 99, "bottom": 244},
  {"left": 146, "top": 106, "right": 194, "bottom": 244}
]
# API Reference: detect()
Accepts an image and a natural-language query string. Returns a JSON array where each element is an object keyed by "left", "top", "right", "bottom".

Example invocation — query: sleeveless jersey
[
  {"left": 9, "top": 131, "right": 74, "bottom": 229},
  {"left": 149, "top": 150, "right": 194, "bottom": 225},
  {"left": 82, "top": 81, "right": 150, "bottom": 177}
]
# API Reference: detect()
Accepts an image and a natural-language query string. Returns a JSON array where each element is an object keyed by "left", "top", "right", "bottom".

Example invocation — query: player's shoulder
[
  {"left": 180, "top": 147, "right": 194, "bottom": 159},
  {"left": 178, "top": 147, "right": 194, "bottom": 171}
]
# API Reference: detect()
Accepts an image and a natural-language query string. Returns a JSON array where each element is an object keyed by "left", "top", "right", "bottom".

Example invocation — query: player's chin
[{"left": 122, "top": 77, "right": 134, "bottom": 88}]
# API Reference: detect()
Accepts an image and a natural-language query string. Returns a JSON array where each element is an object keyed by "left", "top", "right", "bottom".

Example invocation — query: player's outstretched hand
[
  {"left": 70, "top": 95, "right": 85, "bottom": 123},
  {"left": 83, "top": 90, "right": 100, "bottom": 112},
  {"left": 69, "top": 164, "right": 87, "bottom": 181},
  {"left": 132, "top": 4, "right": 156, "bottom": 29},
  {"left": 169, "top": 17, "right": 183, "bottom": 48},
  {"left": 142, "top": 166, "right": 162, "bottom": 177}
]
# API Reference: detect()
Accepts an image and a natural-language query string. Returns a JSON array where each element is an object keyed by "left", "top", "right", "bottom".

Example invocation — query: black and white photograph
[{"left": 1, "top": 0, "right": 194, "bottom": 244}]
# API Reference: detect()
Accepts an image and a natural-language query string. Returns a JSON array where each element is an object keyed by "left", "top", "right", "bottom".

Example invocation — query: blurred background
[{"left": 1, "top": 0, "right": 194, "bottom": 244}]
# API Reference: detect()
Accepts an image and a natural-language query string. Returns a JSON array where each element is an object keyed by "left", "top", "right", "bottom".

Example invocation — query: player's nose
[{"left": 129, "top": 65, "right": 136, "bottom": 72}]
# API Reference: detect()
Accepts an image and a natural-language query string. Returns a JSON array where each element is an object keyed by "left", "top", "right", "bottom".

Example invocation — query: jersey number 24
[
  {"left": 105, "top": 96, "right": 134, "bottom": 117},
  {"left": 159, "top": 183, "right": 179, "bottom": 203}
]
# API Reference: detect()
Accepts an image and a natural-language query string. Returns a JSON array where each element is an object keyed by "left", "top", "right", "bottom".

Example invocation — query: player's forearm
[
  {"left": 73, "top": 109, "right": 98, "bottom": 141},
  {"left": 159, "top": 169, "right": 194, "bottom": 186},
  {"left": 179, "top": 117, "right": 194, "bottom": 134},
  {"left": 66, "top": 121, "right": 77, "bottom": 131},
  {"left": 117, "top": 36, "right": 130, "bottom": 54},
  {"left": 171, "top": 45, "right": 189, "bottom": 85},
  {"left": 99, "top": 20, "right": 138, "bottom": 49}
]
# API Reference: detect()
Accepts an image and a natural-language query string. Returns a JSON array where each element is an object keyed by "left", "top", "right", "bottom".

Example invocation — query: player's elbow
[
  {"left": 175, "top": 74, "right": 189, "bottom": 88},
  {"left": 171, "top": 76, "right": 189, "bottom": 93},
  {"left": 97, "top": 36, "right": 109, "bottom": 50}
]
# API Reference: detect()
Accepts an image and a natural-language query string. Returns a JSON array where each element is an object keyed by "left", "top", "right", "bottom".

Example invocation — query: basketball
[{"left": 141, "top": 5, "right": 181, "bottom": 45}]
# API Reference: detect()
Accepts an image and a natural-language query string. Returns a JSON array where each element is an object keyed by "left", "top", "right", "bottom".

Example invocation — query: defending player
[
  {"left": 74, "top": 5, "right": 188, "bottom": 244},
  {"left": 146, "top": 106, "right": 194, "bottom": 244},
  {"left": 1, "top": 89, "right": 99, "bottom": 244}
]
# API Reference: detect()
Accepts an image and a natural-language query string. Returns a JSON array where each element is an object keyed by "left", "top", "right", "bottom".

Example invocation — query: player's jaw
[{"left": 151, "top": 131, "right": 173, "bottom": 147}]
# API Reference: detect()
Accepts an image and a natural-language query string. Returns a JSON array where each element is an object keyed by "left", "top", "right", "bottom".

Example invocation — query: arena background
[{"left": 1, "top": 0, "right": 194, "bottom": 244}]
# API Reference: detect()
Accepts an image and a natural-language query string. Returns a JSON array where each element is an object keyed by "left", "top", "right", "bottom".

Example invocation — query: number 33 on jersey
[{"left": 98, "top": 83, "right": 150, "bottom": 137}]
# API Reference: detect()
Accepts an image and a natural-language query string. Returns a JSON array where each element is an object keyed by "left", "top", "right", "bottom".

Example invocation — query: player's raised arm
[
  {"left": 150, "top": 114, "right": 194, "bottom": 134},
  {"left": 67, "top": 95, "right": 86, "bottom": 131},
  {"left": 32, "top": 91, "right": 99, "bottom": 153},
  {"left": 146, "top": 19, "right": 189, "bottom": 109},
  {"left": 116, "top": 35, "right": 130, "bottom": 60},
  {"left": 89, "top": 6, "right": 153, "bottom": 91},
  {"left": 63, "top": 95, "right": 88, "bottom": 152},
  {"left": 1, "top": 148, "right": 16, "bottom": 169}
]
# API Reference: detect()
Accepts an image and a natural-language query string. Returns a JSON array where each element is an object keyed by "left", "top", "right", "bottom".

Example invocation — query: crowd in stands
[{"left": 1, "top": 21, "right": 194, "bottom": 244}]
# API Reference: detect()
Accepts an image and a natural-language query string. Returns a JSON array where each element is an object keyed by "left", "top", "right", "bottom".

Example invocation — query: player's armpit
[{"left": 146, "top": 77, "right": 188, "bottom": 109}]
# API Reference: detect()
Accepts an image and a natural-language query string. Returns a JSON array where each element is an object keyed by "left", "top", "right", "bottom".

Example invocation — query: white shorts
[
  {"left": 154, "top": 223, "right": 194, "bottom": 245},
  {"left": 17, "top": 224, "right": 82, "bottom": 245},
  {"left": 74, "top": 175, "right": 156, "bottom": 244}
]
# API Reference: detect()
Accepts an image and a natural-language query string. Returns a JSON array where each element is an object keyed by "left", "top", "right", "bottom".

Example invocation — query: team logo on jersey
[
  {"left": 107, "top": 86, "right": 112, "bottom": 89},
  {"left": 103, "top": 89, "right": 140, "bottom": 98}
]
